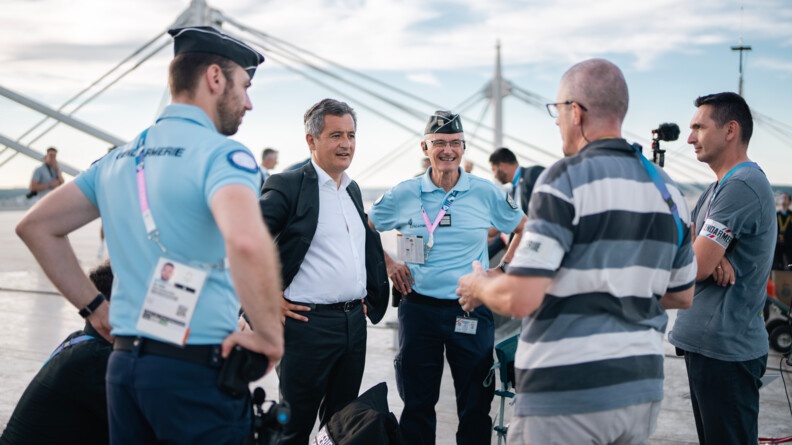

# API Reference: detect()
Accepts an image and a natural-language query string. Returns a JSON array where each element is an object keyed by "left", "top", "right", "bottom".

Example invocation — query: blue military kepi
[
  {"left": 168, "top": 26, "right": 265, "bottom": 79},
  {"left": 424, "top": 110, "right": 464, "bottom": 135}
]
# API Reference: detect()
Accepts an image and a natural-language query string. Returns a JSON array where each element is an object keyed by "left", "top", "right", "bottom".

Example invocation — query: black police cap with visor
[{"left": 168, "top": 26, "right": 265, "bottom": 79}]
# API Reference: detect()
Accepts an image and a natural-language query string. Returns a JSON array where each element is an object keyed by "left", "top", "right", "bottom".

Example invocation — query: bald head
[{"left": 560, "top": 58, "right": 628, "bottom": 124}]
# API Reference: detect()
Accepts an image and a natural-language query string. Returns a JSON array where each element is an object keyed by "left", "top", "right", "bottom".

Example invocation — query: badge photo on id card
[
  {"left": 397, "top": 234, "right": 425, "bottom": 264},
  {"left": 137, "top": 258, "right": 207, "bottom": 345}
]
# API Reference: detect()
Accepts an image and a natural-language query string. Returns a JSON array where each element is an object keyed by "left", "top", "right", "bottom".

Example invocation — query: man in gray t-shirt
[
  {"left": 29, "top": 147, "right": 64, "bottom": 199},
  {"left": 669, "top": 92, "right": 775, "bottom": 445}
]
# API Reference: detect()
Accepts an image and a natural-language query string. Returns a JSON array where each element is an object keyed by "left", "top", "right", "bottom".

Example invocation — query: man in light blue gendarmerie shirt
[{"left": 16, "top": 26, "right": 283, "bottom": 445}]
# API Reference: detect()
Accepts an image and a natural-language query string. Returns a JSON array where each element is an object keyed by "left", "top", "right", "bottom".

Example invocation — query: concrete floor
[{"left": 2, "top": 209, "right": 792, "bottom": 444}]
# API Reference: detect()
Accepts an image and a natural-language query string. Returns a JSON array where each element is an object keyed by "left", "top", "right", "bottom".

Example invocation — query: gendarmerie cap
[
  {"left": 168, "top": 26, "right": 265, "bottom": 79},
  {"left": 424, "top": 110, "right": 463, "bottom": 135}
]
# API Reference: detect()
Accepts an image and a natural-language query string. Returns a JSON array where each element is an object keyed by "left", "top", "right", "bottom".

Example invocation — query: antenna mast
[
  {"left": 731, "top": 39, "right": 752, "bottom": 97},
  {"left": 730, "top": 6, "right": 751, "bottom": 97},
  {"left": 493, "top": 41, "right": 503, "bottom": 148}
]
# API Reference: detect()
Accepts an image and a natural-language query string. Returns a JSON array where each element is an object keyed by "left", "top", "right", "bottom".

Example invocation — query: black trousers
[
  {"left": 278, "top": 303, "right": 366, "bottom": 445},
  {"left": 683, "top": 350, "right": 767, "bottom": 445},
  {"left": 395, "top": 300, "right": 495, "bottom": 445},
  {"left": 774, "top": 242, "right": 792, "bottom": 270}
]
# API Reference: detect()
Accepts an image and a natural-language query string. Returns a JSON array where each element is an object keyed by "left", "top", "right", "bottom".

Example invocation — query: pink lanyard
[
  {"left": 132, "top": 128, "right": 226, "bottom": 270},
  {"left": 420, "top": 187, "right": 458, "bottom": 249},
  {"left": 133, "top": 129, "right": 166, "bottom": 252}
]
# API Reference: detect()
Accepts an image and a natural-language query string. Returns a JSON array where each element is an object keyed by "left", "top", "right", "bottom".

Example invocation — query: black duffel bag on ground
[{"left": 311, "top": 382, "right": 402, "bottom": 445}]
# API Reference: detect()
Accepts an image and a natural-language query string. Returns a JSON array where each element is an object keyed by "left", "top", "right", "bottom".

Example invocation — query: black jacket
[
  {"left": 516, "top": 165, "right": 545, "bottom": 213},
  {"left": 0, "top": 323, "right": 111, "bottom": 445},
  {"left": 259, "top": 162, "right": 389, "bottom": 324}
]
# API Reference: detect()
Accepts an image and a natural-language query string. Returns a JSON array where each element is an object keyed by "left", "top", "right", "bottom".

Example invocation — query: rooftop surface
[{"left": 1, "top": 209, "right": 791, "bottom": 444}]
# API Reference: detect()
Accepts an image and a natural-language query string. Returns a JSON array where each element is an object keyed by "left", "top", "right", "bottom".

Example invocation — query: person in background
[
  {"left": 775, "top": 193, "right": 792, "bottom": 270},
  {"left": 28, "top": 147, "right": 64, "bottom": 199},
  {"left": 260, "top": 147, "right": 279, "bottom": 181},
  {"left": 669, "top": 92, "right": 775, "bottom": 445},
  {"left": 463, "top": 159, "right": 474, "bottom": 173},
  {"left": 487, "top": 147, "right": 544, "bottom": 259},
  {"left": 1, "top": 261, "right": 114, "bottom": 445}
]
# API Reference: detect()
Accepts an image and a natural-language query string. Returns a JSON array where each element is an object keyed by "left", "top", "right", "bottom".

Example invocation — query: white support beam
[
  {"left": 0, "top": 134, "right": 82, "bottom": 176},
  {"left": 0, "top": 84, "right": 126, "bottom": 147}
]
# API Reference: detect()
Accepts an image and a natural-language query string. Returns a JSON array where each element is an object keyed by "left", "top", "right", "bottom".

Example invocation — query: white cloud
[
  {"left": 754, "top": 57, "right": 792, "bottom": 74},
  {"left": 1, "top": 0, "right": 792, "bottom": 187},
  {"left": 3, "top": 0, "right": 791, "bottom": 76},
  {"left": 406, "top": 72, "right": 440, "bottom": 86}
]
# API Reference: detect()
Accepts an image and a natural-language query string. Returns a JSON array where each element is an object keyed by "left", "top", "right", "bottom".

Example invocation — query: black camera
[
  {"left": 650, "top": 123, "right": 680, "bottom": 167},
  {"left": 246, "top": 387, "right": 290, "bottom": 445}
]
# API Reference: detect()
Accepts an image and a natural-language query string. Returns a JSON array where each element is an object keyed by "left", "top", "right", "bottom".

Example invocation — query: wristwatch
[
  {"left": 79, "top": 293, "right": 106, "bottom": 318},
  {"left": 497, "top": 261, "right": 509, "bottom": 273}
]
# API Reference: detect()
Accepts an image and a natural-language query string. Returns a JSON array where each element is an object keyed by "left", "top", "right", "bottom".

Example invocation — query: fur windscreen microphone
[{"left": 653, "top": 123, "right": 680, "bottom": 142}]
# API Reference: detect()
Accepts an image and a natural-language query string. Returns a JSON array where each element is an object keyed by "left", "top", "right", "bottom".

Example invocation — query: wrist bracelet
[
  {"left": 498, "top": 261, "right": 509, "bottom": 273},
  {"left": 78, "top": 293, "right": 106, "bottom": 319}
]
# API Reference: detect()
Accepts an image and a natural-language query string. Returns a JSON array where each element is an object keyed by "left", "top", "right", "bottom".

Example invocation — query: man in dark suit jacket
[
  {"left": 259, "top": 98, "right": 388, "bottom": 445},
  {"left": 487, "top": 147, "right": 545, "bottom": 258}
]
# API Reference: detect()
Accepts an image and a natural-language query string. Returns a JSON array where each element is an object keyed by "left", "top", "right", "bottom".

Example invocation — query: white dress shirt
[{"left": 283, "top": 160, "right": 367, "bottom": 303}]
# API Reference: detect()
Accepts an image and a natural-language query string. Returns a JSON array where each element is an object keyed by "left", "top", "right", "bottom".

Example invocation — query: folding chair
[{"left": 485, "top": 333, "right": 518, "bottom": 444}]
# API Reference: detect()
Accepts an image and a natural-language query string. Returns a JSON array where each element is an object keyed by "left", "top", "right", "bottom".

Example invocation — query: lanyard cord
[
  {"left": 704, "top": 162, "right": 761, "bottom": 220},
  {"left": 133, "top": 129, "right": 166, "bottom": 253},
  {"left": 510, "top": 168, "right": 522, "bottom": 197},
  {"left": 419, "top": 183, "right": 458, "bottom": 249},
  {"left": 133, "top": 129, "right": 226, "bottom": 270},
  {"left": 43, "top": 335, "right": 94, "bottom": 367},
  {"left": 779, "top": 213, "right": 792, "bottom": 234}
]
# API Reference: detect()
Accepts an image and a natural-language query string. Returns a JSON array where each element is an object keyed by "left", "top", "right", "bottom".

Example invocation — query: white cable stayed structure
[
  {"left": 1, "top": 0, "right": 789, "bottom": 191},
  {"left": 0, "top": 0, "right": 210, "bottom": 176}
]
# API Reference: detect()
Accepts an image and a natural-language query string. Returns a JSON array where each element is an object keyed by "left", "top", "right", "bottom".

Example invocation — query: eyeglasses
[
  {"left": 427, "top": 139, "right": 465, "bottom": 149},
  {"left": 545, "top": 100, "right": 588, "bottom": 118}
]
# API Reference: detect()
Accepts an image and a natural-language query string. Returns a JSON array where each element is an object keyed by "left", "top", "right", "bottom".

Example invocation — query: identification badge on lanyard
[
  {"left": 455, "top": 315, "right": 478, "bottom": 335},
  {"left": 137, "top": 257, "right": 207, "bottom": 345},
  {"left": 397, "top": 234, "right": 425, "bottom": 264}
]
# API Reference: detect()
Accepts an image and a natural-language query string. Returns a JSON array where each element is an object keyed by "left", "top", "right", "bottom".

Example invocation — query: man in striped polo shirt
[{"left": 457, "top": 58, "right": 697, "bottom": 444}]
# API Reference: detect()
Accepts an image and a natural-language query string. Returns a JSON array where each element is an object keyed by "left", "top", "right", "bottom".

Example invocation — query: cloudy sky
[{"left": 1, "top": 0, "right": 791, "bottom": 190}]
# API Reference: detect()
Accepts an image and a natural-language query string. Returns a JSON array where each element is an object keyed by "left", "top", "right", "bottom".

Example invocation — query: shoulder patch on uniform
[
  {"left": 506, "top": 194, "right": 518, "bottom": 209},
  {"left": 227, "top": 150, "right": 258, "bottom": 173}
]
